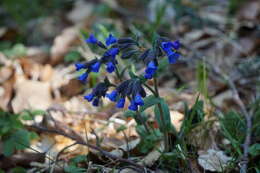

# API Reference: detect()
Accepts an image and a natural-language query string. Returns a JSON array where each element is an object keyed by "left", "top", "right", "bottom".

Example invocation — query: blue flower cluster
[
  {"left": 106, "top": 79, "right": 146, "bottom": 111},
  {"left": 161, "top": 40, "right": 180, "bottom": 64},
  {"left": 75, "top": 34, "right": 119, "bottom": 82},
  {"left": 75, "top": 33, "right": 181, "bottom": 111},
  {"left": 141, "top": 39, "right": 180, "bottom": 79},
  {"left": 84, "top": 82, "right": 109, "bottom": 106}
]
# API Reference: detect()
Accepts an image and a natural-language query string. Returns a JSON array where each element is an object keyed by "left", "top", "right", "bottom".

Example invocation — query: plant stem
[
  {"left": 136, "top": 110, "right": 150, "bottom": 134},
  {"left": 114, "top": 66, "right": 151, "bottom": 135},
  {"left": 143, "top": 83, "right": 157, "bottom": 96},
  {"left": 153, "top": 77, "right": 170, "bottom": 152}
]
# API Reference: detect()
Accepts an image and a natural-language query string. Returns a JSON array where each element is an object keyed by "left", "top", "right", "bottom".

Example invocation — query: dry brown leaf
[
  {"left": 40, "top": 64, "right": 54, "bottom": 81},
  {"left": 50, "top": 27, "right": 79, "bottom": 65},
  {"left": 0, "top": 77, "right": 14, "bottom": 111},
  {"left": 67, "top": 0, "right": 94, "bottom": 24},
  {"left": 138, "top": 142, "right": 164, "bottom": 167},
  {"left": 12, "top": 77, "right": 52, "bottom": 113},
  {"left": 198, "top": 149, "right": 232, "bottom": 172},
  {"left": 110, "top": 139, "right": 140, "bottom": 157},
  {"left": 0, "top": 66, "right": 13, "bottom": 83},
  {"left": 238, "top": 0, "right": 260, "bottom": 21},
  {"left": 27, "top": 47, "right": 49, "bottom": 64},
  {"left": 170, "top": 111, "right": 184, "bottom": 132}
]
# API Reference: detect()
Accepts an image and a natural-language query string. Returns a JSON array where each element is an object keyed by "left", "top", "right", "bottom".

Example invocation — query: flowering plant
[{"left": 75, "top": 33, "right": 180, "bottom": 151}]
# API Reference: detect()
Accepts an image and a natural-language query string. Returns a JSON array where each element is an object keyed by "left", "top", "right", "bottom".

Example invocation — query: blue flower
[
  {"left": 75, "top": 63, "right": 86, "bottom": 71},
  {"left": 134, "top": 94, "right": 144, "bottom": 106},
  {"left": 91, "top": 62, "right": 101, "bottom": 72},
  {"left": 144, "top": 61, "right": 157, "bottom": 79},
  {"left": 145, "top": 61, "right": 157, "bottom": 73},
  {"left": 161, "top": 41, "right": 180, "bottom": 64},
  {"left": 106, "top": 90, "right": 117, "bottom": 102},
  {"left": 172, "top": 40, "right": 180, "bottom": 50},
  {"left": 116, "top": 98, "right": 125, "bottom": 108},
  {"left": 86, "top": 34, "right": 98, "bottom": 44},
  {"left": 161, "top": 41, "right": 172, "bottom": 50},
  {"left": 168, "top": 52, "right": 180, "bottom": 64},
  {"left": 104, "top": 48, "right": 119, "bottom": 58},
  {"left": 106, "top": 34, "right": 117, "bottom": 46},
  {"left": 78, "top": 72, "right": 88, "bottom": 82},
  {"left": 84, "top": 93, "right": 94, "bottom": 102},
  {"left": 128, "top": 100, "right": 138, "bottom": 111},
  {"left": 92, "top": 98, "right": 99, "bottom": 106},
  {"left": 106, "top": 62, "right": 115, "bottom": 73},
  {"left": 144, "top": 73, "right": 153, "bottom": 79}
]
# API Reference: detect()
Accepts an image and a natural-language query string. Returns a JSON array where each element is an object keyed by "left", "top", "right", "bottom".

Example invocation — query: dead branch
[{"left": 29, "top": 124, "right": 148, "bottom": 172}]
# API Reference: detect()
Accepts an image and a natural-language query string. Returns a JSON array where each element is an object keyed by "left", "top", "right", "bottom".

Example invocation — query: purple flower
[{"left": 105, "top": 34, "right": 117, "bottom": 46}]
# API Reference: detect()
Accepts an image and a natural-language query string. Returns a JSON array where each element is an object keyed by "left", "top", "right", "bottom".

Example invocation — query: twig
[
  {"left": 30, "top": 124, "right": 147, "bottom": 171},
  {"left": 50, "top": 142, "right": 78, "bottom": 173},
  {"left": 118, "top": 166, "right": 146, "bottom": 173}
]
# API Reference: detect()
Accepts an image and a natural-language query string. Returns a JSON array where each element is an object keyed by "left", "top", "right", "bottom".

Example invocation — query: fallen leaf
[
  {"left": 170, "top": 111, "right": 184, "bottom": 132},
  {"left": 238, "top": 0, "right": 260, "bottom": 21},
  {"left": 27, "top": 47, "right": 49, "bottom": 64},
  {"left": 110, "top": 138, "right": 140, "bottom": 157},
  {"left": 40, "top": 64, "right": 54, "bottom": 82},
  {"left": 12, "top": 77, "right": 52, "bottom": 113},
  {"left": 138, "top": 142, "right": 164, "bottom": 166},
  {"left": 198, "top": 149, "right": 232, "bottom": 172},
  {"left": 50, "top": 27, "right": 79, "bottom": 65},
  {"left": 67, "top": 0, "right": 94, "bottom": 24}
]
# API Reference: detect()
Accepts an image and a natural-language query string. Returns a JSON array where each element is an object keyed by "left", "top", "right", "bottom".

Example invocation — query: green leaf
[
  {"left": 64, "top": 165, "right": 86, "bottom": 173},
  {"left": 3, "top": 44, "right": 27, "bottom": 58},
  {"left": 3, "top": 138, "right": 16, "bottom": 156},
  {"left": 154, "top": 98, "right": 172, "bottom": 132},
  {"left": 70, "top": 155, "right": 87, "bottom": 164},
  {"left": 220, "top": 111, "right": 245, "bottom": 156},
  {"left": 124, "top": 110, "right": 136, "bottom": 118},
  {"left": 20, "top": 111, "right": 33, "bottom": 120},
  {"left": 3, "top": 129, "right": 31, "bottom": 156},
  {"left": 65, "top": 50, "right": 82, "bottom": 62},
  {"left": 29, "top": 131, "right": 39, "bottom": 140},
  {"left": 180, "top": 97, "right": 205, "bottom": 133},
  {"left": 249, "top": 144, "right": 260, "bottom": 156},
  {"left": 139, "top": 95, "right": 161, "bottom": 112},
  {"left": 136, "top": 125, "right": 148, "bottom": 137},
  {"left": 116, "top": 125, "right": 127, "bottom": 132},
  {"left": 128, "top": 64, "right": 138, "bottom": 79},
  {"left": 97, "top": 24, "right": 109, "bottom": 39},
  {"left": 31, "top": 109, "right": 46, "bottom": 116},
  {"left": 196, "top": 61, "right": 208, "bottom": 98},
  {"left": 10, "top": 167, "right": 26, "bottom": 173}
]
